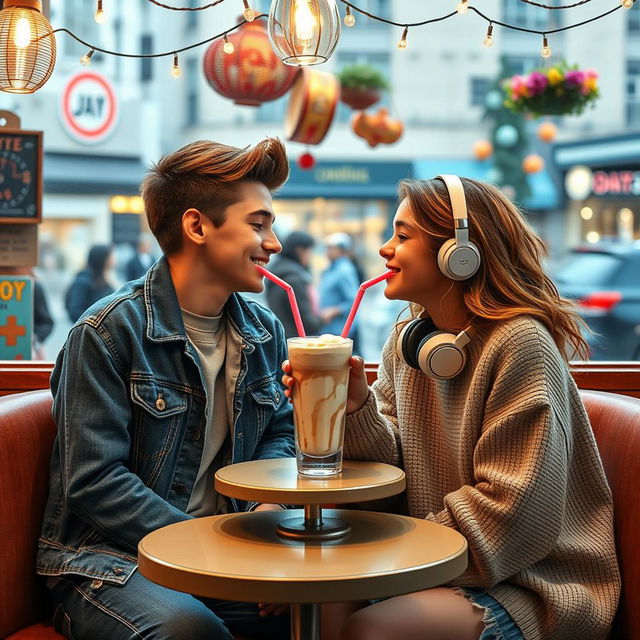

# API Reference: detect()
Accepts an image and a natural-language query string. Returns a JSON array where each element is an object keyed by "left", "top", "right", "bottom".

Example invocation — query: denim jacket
[{"left": 37, "top": 257, "right": 294, "bottom": 585}]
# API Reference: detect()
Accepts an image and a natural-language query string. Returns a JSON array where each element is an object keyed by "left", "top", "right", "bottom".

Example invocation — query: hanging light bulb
[
  {"left": 483, "top": 23, "right": 494, "bottom": 47},
  {"left": 223, "top": 34, "right": 235, "bottom": 54},
  {"left": 397, "top": 26, "right": 408, "bottom": 49},
  {"left": 457, "top": 0, "right": 469, "bottom": 14},
  {"left": 95, "top": 0, "right": 105, "bottom": 24},
  {"left": 540, "top": 34, "right": 552, "bottom": 58},
  {"left": 268, "top": 0, "right": 341, "bottom": 66},
  {"left": 0, "top": 0, "right": 57, "bottom": 94},
  {"left": 621, "top": 0, "right": 634, "bottom": 8},
  {"left": 242, "top": 0, "right": 256, "bottom": 21},
  {"left": 80, "top": 49, "right": 95, "bottom": 66},
  {"left": 344, "top": 5, "right": 355, "bottom": 27},
  {"left": 171, "top": 52, "right": 181, "bottom": 77}
]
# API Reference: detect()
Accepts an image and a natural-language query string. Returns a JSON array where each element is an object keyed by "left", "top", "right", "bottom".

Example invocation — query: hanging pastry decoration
[
  {"left": 351, "top": 108, "right": 403, "bottom": 148},
  {"left": 203, "top": 20, "right": 299, "bottom": 106}
]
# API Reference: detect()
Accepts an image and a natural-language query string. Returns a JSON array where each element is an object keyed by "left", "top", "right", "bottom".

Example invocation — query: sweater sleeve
[
  {"left": 426, "top": 328, "right": 571, "bottom": 588},
  {"left": 344, "top": 336, "right": 402, "bottom": 466}
]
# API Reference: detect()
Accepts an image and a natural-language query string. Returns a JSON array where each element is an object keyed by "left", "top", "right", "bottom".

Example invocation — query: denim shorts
[{"left": 462, "top": 588, "right": 525, "bottom": 640}]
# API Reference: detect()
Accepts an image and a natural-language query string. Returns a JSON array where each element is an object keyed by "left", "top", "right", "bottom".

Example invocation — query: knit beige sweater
[{"left": 345, "top": 316, "right": 620, "bottom": 640}]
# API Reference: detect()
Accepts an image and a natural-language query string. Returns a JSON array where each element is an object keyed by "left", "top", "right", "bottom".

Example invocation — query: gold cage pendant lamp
[
  {"left": 268, "top": 0, "right": 341, "bottom": 67},
  {"left": 0, "top": 0, "right": 56, "bottom": 94}
]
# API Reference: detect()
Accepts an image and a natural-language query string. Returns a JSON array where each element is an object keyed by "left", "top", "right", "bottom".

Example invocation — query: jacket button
[
  {"left": 173, "top": 482, "right": 186, "bottom": 494},
  {"left": 112, "top": 567, "right": 123, "bottom": 575},
  {"left": 274, "top": 392, "right": 280, "bottom": 403},
  {"left": 90, "top": 579, "right": 103, "bottom": 590},
  {"left": 156, "top": 397, "right": 166, "bottom": 411}
]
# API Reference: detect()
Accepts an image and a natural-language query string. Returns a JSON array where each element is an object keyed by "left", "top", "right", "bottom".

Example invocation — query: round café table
[{"left": 138, "top": 459, "right": 468, "bottom": 640}]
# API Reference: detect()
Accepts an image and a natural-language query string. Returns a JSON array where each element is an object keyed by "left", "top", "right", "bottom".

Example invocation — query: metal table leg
[
  {"left": 277, "top": 504, "right": 351, "bottom": 541},
  {"left": 291, "top": 602, "right": 320, "bottom": 640}
]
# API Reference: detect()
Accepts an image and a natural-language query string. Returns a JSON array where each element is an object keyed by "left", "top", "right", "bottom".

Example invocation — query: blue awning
[{"left": 413, "top": 159, "right": 559, "bottom": 211}]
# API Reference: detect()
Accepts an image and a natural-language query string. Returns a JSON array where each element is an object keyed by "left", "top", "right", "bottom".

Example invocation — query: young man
[{"left": 37, "top": 138, "right": 295, "bottom": 640}]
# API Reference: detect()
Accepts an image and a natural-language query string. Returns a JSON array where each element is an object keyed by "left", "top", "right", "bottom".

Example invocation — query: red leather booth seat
[{"left": 1, "top": 388, "right": 639, "bottom": 639}]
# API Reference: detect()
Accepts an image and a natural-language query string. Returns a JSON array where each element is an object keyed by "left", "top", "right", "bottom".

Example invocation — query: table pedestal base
[
  {"left": 291, "top": 603, "right": 320, "bottom": 640},
  {"left": 276, "top": 504, "right": 351, "bottom": 541}
]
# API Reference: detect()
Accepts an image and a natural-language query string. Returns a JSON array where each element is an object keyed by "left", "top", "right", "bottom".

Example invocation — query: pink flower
[
  {"left": 565, "top": 70, "right": 585, "bottom": 88},
  {"left": 526, "top": 71, "right": 548, "bottom": 96}
]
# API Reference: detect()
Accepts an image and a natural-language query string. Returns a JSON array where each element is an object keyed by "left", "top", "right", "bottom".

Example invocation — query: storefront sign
[
  {"left": 592, "top": 170, "right": 640, "bottom": 196},
  {"left": 0, "top": 275, "right": 32, "bottom": 360},
  {"left": 565, "top": 166, "right": 640, "bottom": 199},
  {"left": 60, "top": 71, "right": 118, "bottom": 144}
]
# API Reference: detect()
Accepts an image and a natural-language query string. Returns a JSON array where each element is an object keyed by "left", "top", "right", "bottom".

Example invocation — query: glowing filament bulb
[
  {"left": 540, "top": 35, "right": 551, "bottom": 58},
  {"left": 457, "top": 0, "right": 469, "bottom": 14},
  {"left": 344, "top": 6, "right": 355, "bottom": 27},
  {"left": 621, "top": 0, "right": 634, "bottom": 8},
  {"left": 13, "top": 17, "right": 32, "bottom": 48},
  {"left": 483, "top": 23, "right": 494, "bottom": 47},
  {"left": 223, "top": 34, "right": 235, "bottom": 54},
  {"left": 397, "top": 26, "right": 408, "bottom": 50},
  {"left": 242, "top": 0, "right": 256, "bottom": 21},
  {"left": 294, "top": 0, "right": 316, "bottom": 46},
  {"left": 95, "top": 0, "right": 105, "bottom": 23},
  {"left": 80, "top": 49, "right": 95, "bottom": 66},
  {"left": 171, "top": 53, "right": 181, "bottom": 77}
]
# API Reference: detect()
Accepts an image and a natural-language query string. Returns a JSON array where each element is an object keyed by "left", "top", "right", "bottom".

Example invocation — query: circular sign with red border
[{"left": 60, "top": 71, "right": 118, "bottom": 144}]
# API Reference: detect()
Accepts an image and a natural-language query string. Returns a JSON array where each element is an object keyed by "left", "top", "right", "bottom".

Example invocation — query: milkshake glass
[{"left": 287, "top": 335, "right": 353, "bottom": 476}]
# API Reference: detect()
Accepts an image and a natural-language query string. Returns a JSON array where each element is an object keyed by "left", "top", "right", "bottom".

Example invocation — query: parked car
[{"left": 552, "top": 242, "right": 640, "bottom": 360}]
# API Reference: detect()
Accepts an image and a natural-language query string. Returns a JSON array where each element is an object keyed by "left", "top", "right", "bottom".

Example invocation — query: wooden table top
[
  {"left": 138, "top": 509, "right": 468, "bottom": 603},
  {"left": 215, "top": 458, "right": 406, "bottom": 505}
]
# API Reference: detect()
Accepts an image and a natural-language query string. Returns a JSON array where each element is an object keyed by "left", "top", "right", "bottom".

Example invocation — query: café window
[
  {"left": 470, "top": 77, "right": 491, "bottom": 107},
  {"left": 502, "top": 0, "right": 563, "bottom": 29},
  {"left": 627, "top": 60, "right": 640, "bottom": 129},
  {"left": 59, "top": 0, "right": 101, "bottom": 59}
]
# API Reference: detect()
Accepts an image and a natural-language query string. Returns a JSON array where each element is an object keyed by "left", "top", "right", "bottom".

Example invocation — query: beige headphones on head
[
  {"left": 436, "top": 174, "right": 481, "bottom": 281},
  {"left": 395, "top": 175, "right": 479, "bottom": 379}
]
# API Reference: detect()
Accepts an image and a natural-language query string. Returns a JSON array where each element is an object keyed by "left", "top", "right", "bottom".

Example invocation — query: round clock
[{"left": 0, "top": 149, "right": 34, "bottom": 213}]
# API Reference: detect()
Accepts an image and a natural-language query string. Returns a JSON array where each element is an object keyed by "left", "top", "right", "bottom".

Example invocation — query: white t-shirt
[{"left": 181, "top": 308, "right": 229, "bottom": 516}]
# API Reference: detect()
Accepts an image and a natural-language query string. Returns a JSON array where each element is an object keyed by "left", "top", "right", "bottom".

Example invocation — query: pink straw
[
  {"left": 341, "top": 270, "right": 396, "bottom": 338},
  {"left": 255, "top": 265, "right": 306, "bottom": 337}
]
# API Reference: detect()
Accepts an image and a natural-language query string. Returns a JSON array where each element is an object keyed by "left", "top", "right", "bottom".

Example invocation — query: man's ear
[{"left": 182, "top": 208, "right": 206, "bottom": 246}]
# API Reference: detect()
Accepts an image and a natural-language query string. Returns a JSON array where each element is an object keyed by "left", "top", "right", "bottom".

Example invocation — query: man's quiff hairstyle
[{"left": 141, "top": 138, "right": 289, "bottom": 255}]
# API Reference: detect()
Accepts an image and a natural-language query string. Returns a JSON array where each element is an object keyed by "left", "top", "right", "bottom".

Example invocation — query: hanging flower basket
[
  {"left": 503, "top": 62, "right": 599, "bottom": 118},
  {"left": 337, "top": 64, "right": 388, "bottom": 110}
]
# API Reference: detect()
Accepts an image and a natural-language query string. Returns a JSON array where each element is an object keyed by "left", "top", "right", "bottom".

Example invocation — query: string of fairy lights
[
  {"left": 0, "top": 0, "right": 636, "bottom": 94},
  {"left": 86, "top": 0, "right": 640, "bottom": 73}
]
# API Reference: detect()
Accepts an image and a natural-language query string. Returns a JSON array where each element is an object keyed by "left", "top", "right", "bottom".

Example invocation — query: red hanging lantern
[
  {"left": 203, "top": 20, "right": 300, "bottom": 106},
  {"left": 297, "top": 152, "right": 316, "bottom": 170}
]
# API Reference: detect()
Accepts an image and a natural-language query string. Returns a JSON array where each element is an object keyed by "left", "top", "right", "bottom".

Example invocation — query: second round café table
[{"left": 138, "top": 458, "right": 468, "bottom": 640}]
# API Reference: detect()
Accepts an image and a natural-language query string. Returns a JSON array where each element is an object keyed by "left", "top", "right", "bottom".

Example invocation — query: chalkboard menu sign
[{"left": 0, "top": 129, "right": 42, "bottom": 224}]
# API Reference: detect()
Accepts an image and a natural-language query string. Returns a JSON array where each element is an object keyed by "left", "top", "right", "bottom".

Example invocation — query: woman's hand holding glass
[{"left": 281, "top": 355, "right": 370, "bottom": 415}]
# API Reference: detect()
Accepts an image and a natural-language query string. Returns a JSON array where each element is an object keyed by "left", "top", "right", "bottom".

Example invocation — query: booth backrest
[
  {"left": 580, "top": 390, "right": 640, "bottom": 640},
  {"left": 0, "top": 389, "right": 55, "bottom": 638}
]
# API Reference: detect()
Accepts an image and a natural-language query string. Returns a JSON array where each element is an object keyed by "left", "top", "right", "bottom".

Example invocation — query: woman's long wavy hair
[{"left": 397, "top": 177, "right": 589, "bottom": 361}]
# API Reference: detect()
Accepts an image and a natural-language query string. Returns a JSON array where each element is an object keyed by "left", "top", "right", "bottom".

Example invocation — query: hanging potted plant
[
  {"left": 503, "top": 62, "right": 599, "bottom": 118},
  {"left": 337, "top": 64, "right": 389, "bottom": 110}
]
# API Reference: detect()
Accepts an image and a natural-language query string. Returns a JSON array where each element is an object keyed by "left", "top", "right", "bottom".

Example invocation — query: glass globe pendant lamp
[
  {"left": 0, "top": 0, "right": 57, "bottom": 94},
  {"left": 268, "top": 0, "right": 341, "bottom": 66}
]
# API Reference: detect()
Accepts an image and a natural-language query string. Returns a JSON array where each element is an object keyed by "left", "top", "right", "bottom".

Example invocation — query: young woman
[{"left": 283, "top": 176, "right": 620, "bottom": 640}]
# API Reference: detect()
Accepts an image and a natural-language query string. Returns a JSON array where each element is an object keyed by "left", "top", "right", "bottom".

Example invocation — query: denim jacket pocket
[
  {"left": 129, "top": 379, "right": 190, "bottom": 487},
  {"left": 248, "top": 377, "right": 283, "bottom": 438}
]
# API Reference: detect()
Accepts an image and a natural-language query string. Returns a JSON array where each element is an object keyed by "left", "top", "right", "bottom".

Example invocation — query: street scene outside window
[{"left": 0, "top": 0, "right": 639, "bottom": 363}]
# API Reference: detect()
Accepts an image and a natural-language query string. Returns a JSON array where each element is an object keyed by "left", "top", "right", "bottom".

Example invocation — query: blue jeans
[
  {"left": 462, "top": 589, "right": 524, "bottom": 640},
  {"left": 49, "top": 571, "right": 290, "bottom": 640}
]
